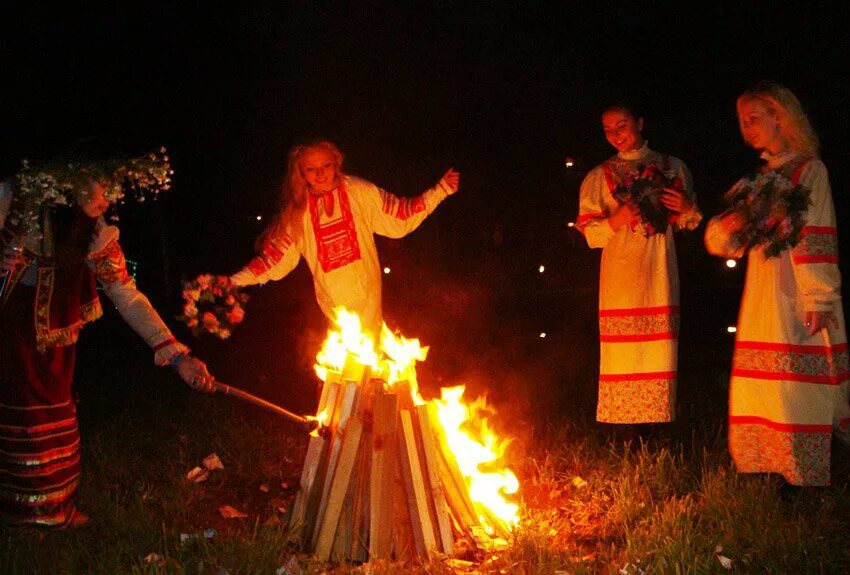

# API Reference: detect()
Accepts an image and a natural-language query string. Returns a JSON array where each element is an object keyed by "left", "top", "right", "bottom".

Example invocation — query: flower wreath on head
[
  {"left": 722, "top": 169, "right": 811, "bottom": 258},
  {"left": 178, "top": 274, "right": 249, "bottom": 340},
  {"left": 5, "top": 147, "right": 172, "bottom": 240}
]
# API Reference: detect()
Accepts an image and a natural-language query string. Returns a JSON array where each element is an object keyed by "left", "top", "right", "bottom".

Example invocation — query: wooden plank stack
[{"left": 289, "top": 357, "right": 498, "bottom": 563}]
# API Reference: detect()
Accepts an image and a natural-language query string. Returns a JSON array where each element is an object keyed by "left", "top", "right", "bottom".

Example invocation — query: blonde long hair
[
  {"left": 257, "top": 140, "right": 345, "bottom": 249},
  {"left": 737, "top": 81, "right": 820, "bottom": 158}
]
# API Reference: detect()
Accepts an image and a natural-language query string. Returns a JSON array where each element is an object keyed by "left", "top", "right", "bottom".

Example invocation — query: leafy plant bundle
[
  {"left": 611, "top": 162, "right": 683, "bottom": 236},
  {"left": 722, "top": 170, "right": 811, "bottom": 258}
]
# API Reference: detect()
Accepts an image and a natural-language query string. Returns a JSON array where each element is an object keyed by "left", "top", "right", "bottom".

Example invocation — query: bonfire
[{"left": 290, "top": 308, "right": 520, "bottom": 562}]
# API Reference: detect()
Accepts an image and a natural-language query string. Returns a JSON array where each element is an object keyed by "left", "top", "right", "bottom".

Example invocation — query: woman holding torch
[{"left": 0, "top": 151, "right": 215, "bottom": 528}]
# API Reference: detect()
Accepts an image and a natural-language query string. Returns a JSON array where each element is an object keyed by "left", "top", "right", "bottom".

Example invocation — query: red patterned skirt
[{"left": 0, "top": 286, "right": 81, "bottom": 527}]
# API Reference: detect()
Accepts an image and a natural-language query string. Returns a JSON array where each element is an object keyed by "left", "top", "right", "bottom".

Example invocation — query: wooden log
[
  {"left": 311, "top": 382, "right": 359, "bottom": 549},
  {"left": 338, "top": 381, "right": 376, "bottom": 562},
  {"left": 368, "top": 390, "right": 398, "bottom": 560},
  {"left": 314, "top": 417, "right": 364, "bottom": 561},
  {"left": 416, "top": 404, "right": 454, "bottom": 555},
  {"left": 481, "top": 505, "right": 511, "bottom": 541},
  {"left": 398, "top": 409, "right": 436, "bottom": 559},
  {"left": 426, "top": 404, "right": 480, "bottom": 529},
  {"left": 391, "top": 436, "right": 416, "bottom": 559},
  {"left": 348, "top": 419, "right": 372, "bottom": 562},
  {"left": 435, "top": 445, "right": 479, "bottom": 531},
  {"left": 290, "top": 382, "right": 340, "bottom": 536}
]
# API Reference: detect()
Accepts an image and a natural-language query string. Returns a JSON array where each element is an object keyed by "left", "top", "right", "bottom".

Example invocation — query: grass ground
[{"left": 2, "top": 287, "right": 849, "bottom": 574}]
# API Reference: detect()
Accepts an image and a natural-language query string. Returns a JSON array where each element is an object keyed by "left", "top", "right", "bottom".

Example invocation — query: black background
[{"left": 2, "top": 2, "right": 849, "bottom": 421}]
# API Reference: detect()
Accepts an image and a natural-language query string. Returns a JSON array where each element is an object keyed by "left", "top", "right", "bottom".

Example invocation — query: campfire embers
[{"left": 289, "top": 309, "right": 518, "bottom": 563}]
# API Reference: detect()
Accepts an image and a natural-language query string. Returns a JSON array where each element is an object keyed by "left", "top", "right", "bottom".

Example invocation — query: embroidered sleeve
[
  {"left": 790, "top": 160, "right": 841, "bottom": 311},
  {"left": 230, "top": 233, "right": 300, "bottom": 286},
  {"left": 365, "top": 177, "right": 452, "bottom": 239},
  {"left": 576, "top": 167, "right": 615, "bottom": 248},
  {"left": 89, "top": 238, "right": 132, "bottom": 286},
  {"left": 86, "top": 225, "right": 189, "bottom": 365}
]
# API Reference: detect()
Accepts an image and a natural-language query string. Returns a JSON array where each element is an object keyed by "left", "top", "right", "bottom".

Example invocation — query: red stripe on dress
[
  {"left": 0, "top": 418, "right": 77, "bottom": 435},
  {"left": 792, "top": 255, "right": 839, "bottom": 264},
  {"left": 735, "top": 341, "right": 849, "bottom": 355},
  {"left": 731, "top": 368, "right": 849, "bottom": 385},
  {"left": 600, "top": 331, "right": 678, "bottom": 342},
  {"left": 599, "top": 305, "right": 679, "bottom": 317},
  {"left": 800, "top": 226, "right": 837, "bottom": 236},
  {"left": 729, "top": 415, "right": 832, "bottom": 433},
  {"left": 599, "top": 371, "right": 676, "bottom": 382},
  {"left": 152, "top": 338, "right": 176, "bottom": 352}
]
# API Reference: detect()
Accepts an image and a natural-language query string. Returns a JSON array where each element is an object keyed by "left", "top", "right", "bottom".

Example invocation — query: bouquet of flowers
[
  {"left": 722, "top": 170, "right": 811, "bottom": 258},
  {"left": 612, "top": 163, "right": 684, "bottom": 236},
  {"left": 178, "top": 274, "right": 249, "bottom": 340},
  {"left": 5, "top": 148, "right": 172, "bottom": 240}
]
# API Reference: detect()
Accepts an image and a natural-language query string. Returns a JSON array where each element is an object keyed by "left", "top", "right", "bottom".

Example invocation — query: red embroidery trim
[
  {"left": 598, "top": 371, "right": 676, "bottom": 382},
  {"left": 599, "top": 305, "right": 680, "bottom": 317},
  {"left": 731, "top": 368, "right": 848, "bottom": 385},
  {"left": 309, "top": 181, "right": 361, "bottom": 273},
  {"left": 152, "top": 338, "right": 177, "bottom": 351},
  {"left": 729, "top": 415, "right": 832, "bottom": 433},
  {"left": 735, "top": 341, "right": 849, "bottom": 354},
  {"left": 600, "top": 332, "right": 678, "bottom": 343}
]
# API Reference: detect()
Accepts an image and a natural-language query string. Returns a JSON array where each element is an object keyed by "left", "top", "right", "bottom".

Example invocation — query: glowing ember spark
[
  {"left": 307, "top": 408, "right": 330, "bottom": 437},
  {"left": 432, "top": 386, "right": 519, "bottom": 532}
]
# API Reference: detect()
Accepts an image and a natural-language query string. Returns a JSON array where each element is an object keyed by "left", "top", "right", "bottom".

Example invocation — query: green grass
[{"left": 2, "top": 367, "right": 849, "bottom": 574}]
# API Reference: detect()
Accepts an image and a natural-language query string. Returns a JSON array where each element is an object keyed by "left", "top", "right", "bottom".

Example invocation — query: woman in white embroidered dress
[
  {"left": 0, "top": 174, "right": 214, "bottom": 528},
  {"left": 576, "top": 104, "right": 702, "bottom": 427},
  {"left": 705, "top": 81, "right": 850, "bottom": 486},
  {"left": 230, "top": 140, "right": 459, "bottom": 336}
]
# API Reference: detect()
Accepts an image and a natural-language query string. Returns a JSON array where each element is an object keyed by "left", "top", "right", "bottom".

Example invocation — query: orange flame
[
  {"left": 432, "top": 386, "right": 519, "bottom": 532},
  {"left": 313, "top": 307, "right": 520, "bottom": 533}
]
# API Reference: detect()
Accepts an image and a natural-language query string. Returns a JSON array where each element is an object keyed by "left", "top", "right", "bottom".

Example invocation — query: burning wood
[{"left": 290, "top": 308, "right": 519, "bottom": 563}]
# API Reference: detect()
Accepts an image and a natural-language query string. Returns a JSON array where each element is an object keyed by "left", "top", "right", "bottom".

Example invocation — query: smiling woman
[
  {"left": 575, "top": 103, "right": 703, "bottom": 429},
  {"left": 226, "top": 139, "right": 460, "bottom": 337}
]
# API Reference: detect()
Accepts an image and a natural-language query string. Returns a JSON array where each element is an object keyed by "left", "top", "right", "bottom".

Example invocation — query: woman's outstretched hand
[{"left": 441, "top": 168, "right": 460, "bottom": 194}]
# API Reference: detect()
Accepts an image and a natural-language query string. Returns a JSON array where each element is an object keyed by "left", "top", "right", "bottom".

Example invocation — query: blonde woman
[
  {"left": 705, "top": 81, "right": 850, "bottom": 486},
  {"left": 230, "top": 140, "right": 459, "bottom": 335}
]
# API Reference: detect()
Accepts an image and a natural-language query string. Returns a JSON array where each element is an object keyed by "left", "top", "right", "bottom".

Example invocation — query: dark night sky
[{"left": 2, "top": 2, "right": 849, "bottom": 376}]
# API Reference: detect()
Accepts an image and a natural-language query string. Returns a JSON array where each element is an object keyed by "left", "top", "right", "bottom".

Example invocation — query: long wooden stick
[{"left": 211, "top": 380, "right": 317, "bottom": 431}]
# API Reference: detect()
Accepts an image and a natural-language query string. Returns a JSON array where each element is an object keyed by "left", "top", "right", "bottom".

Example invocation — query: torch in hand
[{"left": 210, "top": 380, "right": 330, "bottom": 437}]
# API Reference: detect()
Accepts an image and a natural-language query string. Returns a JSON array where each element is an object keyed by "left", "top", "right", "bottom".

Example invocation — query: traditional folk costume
[
  {"left": 577, "top": 143, "right": 702, "bottom": 423},
  {"left": 231, "top": 175, "right": 455, "bottom": 334},
  {"left": 705, "top": 152, "right": 850, "bottom": 486},
  {"left": 0, "top": 181, "right": 189, "bottom": 526}
]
